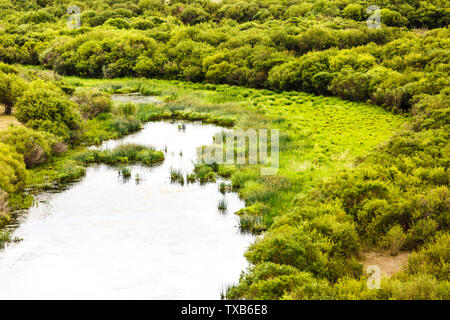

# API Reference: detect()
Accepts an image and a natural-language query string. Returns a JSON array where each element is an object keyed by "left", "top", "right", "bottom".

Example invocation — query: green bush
[
  {"left": 342, "top": 4, "right": 365, "bottom": 21},
  {"left": 382, "top": 225, "right": 407, "bottom": 255},
  {"left": 0, "top": 126, "right": 62, "bottom": 168},
  {"left": 0, "top": 188, "right": 9, "bottom": 225},
  {"left": 245, "top": 225, "right": 332, "bottom": 278},
  {"left": 226, "top": 262, "right": 331, "bottom": 300},
  {"left": 104, "top": 18, "right": 131, "bottom": 29},
  {"left": 0, "top": 142, "right": 27, "bottom": 193},
  {"left": 0, "top": 71, "right": 26, "bottom": 115},
  {"left": 74, "top": 144, "right": 164, "bottom": 165},
  {"left": 72, "top": 89, "right": 112, "bottom": 119},
  {"left": 15, "top": 80, "right": 82, "bottom": 142},
  {"left": 407, "top": 233, "right": 450, "bottom": 281},
  {"left": 381, "top": 9, "right": 408, "bottom": 27}
]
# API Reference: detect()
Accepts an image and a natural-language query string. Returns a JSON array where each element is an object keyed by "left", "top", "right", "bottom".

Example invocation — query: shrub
[
  {"left": 407, "top": 233, "right": 450, "bottom": 281},
  {"left": 0, "top": 188, "right": 8, "bottom": 223},
  {"left": 104, "top": 18, "right": 131, "bottom": 29},
  {"left": 0, "top": 142, "right": 27, "bottom": 193},
  {"left": 15, "top": 80, "right": 82, "bottom": 142},
  {"left": 382, "top": 225, "right": 407, "bottom": 256},
  {"left": 342, "top": 4, "right": 365, "bottom": 21},
  {"left": 0, "top": 71, "right": 26, "bottom": 115},
  {"left": 72, "top": 89, "right": 112, "bottom": 119},
  {"left": 226, "top": 262, "right": 331, "bottom": 300},
  {"left": 0, "top": 126, "right": 62, "bottom": 168},
  {"left": 245, "top": 225, "right": 332, "bottom": 278},
  {"left": 74, "top": 144, "right": 164, "bottom": 165},
  {"left": 381, "top": 9, "right": 408, "bottom": 27}
]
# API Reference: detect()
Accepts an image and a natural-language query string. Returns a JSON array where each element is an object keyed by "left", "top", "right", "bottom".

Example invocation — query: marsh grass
[
  {"left": 120, "top": 167, "right": 131, "bottom": 179},
  {"left": 64, "top": 76, "right": 406, "bottom": 234},
  {"left": 219, "top": 182, "right": 232, "bottom": 194},
  {"left": 193, "top": 164, "right": 217, "bottom": 183},
  {"left": 186, "top": 173, "right": 196, "bottom": 183},
  {"left": 218, "top": 199, "right": 228, "bottom": 211},
  {"left": 0, "top": 231, "right": 12, "bottom": 249},
  {"left": 170, "top": 168, "right": 185, "bottom": 185},
  {"left": 238, "top": 216, "right": 266, "bottom": 234},
  {"left": 75, "top": 144, "right": 164, "bottom": 166}
]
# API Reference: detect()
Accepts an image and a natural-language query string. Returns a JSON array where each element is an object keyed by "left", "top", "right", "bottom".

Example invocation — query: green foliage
[
  {"left": 116, "top": 103, "right": 137, "bottom": 117},
  {"left": 0, "top": 126, "right": 63, "bottom": 168},
  {"left": 71, "top": 89, "right": 112, "bottom": 119},
  {"left": 170, "top": 168, "right": 185, "bottom": 185},
  {"left": 193, "top": 163, "right": 217, "bottom": 183},
  {"left": 15, "top": 80, "right": 82, "bottom": 142},
  {"left": 226, "top": 262, "right": 331, "bottom": 300},
  {"left": 342, "top": 4, "right": 365, "bottom": 21},
  {"left": 74, "top": 144, "right": 164, "bottom": 166},
  {"left": 0, "top": 71, "right": 26, "bottom": 114},
  {"left": 407, "top": 233, "right": 450, "bottom": 281},
  {"left": 0, "top": 142, "right": 27, "bottom": 193},
  {"left": 382, "top": 225, "right": 407, "bottom": 256},
  {"left": 0, "top": 0, "right": 449, "bottom": 300}
]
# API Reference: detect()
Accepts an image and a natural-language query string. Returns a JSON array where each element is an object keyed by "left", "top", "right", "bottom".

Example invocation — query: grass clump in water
[
  {"left": 218, "top": 199, "right": 228, "bottom": 211},
  {"left": 193, "top": 164, "right": 216, "bottom": 183},
  {"left": 170, "top": 168, "right": 185, "bottom": 185},
  {"left": 219, "top": 182, "right": 232, "bottom": 194},
  {"left": 75, "top": 144, "right": 164, "bottom": 166},
  {"left": 120, "top": 167, "right": 131, "bottom": 179}
]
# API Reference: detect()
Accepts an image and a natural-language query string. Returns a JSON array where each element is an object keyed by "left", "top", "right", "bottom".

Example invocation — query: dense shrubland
[
  {"left": 0, "top": 0, "right": 448, "bottom": 300},
  {"left": 0, "top": 0, "right": 447, "bottom": 113}
]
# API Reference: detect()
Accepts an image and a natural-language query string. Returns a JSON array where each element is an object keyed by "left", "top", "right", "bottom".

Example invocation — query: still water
[{"left": 0, "top": 121, "right": 254, "bottom": 299}]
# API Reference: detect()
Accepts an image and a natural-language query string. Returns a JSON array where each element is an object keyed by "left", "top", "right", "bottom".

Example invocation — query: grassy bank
[
  {"left": 64, "top": 77, "right": 406, "bottom": 229},
  {"left": 4, "top": 75, "right": 447, "bottom": 300}
]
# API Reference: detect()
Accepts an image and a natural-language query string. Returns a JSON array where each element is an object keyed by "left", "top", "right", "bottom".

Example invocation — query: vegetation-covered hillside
[{"left": 0, "top": 0, "right": 448, "bottom": 299}]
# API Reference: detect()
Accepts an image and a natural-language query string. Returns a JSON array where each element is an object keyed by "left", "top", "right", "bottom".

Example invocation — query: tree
[
  {"left": 342, "top": 4, "right": 364, "bottom": 21},
  {"left": 15, "top": 80, "right": 82, "bottom": 142},
  {"left": 0, "top": 72, "right": 26, "bottom": 115}
]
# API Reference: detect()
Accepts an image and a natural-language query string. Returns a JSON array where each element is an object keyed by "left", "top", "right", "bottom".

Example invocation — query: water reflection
[{"left": 0, "top": 121, "right": 254, "bottom": 299}]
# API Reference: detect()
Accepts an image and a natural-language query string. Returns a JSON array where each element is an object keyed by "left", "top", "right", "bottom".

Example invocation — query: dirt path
[
  {"left": 0, "top": 106, "right": 21, "bottom": 131},
  {"left": 362, "top": 251, "right": 409, "bottom": 277}
]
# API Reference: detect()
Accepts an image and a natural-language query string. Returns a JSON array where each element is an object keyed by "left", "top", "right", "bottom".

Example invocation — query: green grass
[
  {"left": 74, "top": 144, "right": 165, "bottom": 166},
  {"left": 170, "top": 168, "right": 185, "bottom": 185},
  {"left": 63, "top": 76, "right": 407, "bottom": 229},
  {"left": 218, "top": 199, "right": 228, "bottom": 211}
]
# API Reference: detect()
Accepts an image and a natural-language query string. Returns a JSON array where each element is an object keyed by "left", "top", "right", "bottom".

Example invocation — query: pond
[{"left": 0, "top": 120, "right": 254, "bottom": 299}]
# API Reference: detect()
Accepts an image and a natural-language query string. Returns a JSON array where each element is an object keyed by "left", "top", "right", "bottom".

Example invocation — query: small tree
[
  {"left": 15, "top": 80, "right": 82, "bottom": 142},
  {"left": 0, "top": 72, "right": 26, "bottom": 115}
]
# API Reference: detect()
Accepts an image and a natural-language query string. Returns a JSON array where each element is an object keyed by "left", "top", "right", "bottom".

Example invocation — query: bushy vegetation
[
  {"left": 0, "top": 142, "right": 27, "bottom": 194},
  {"left": 74, "top": 143, "right": 164, "bottom": 165},
  {"left": 0, "top": 0, "right": 448, "bottom": 300},
  {"left": 15, "top": 80, "right": 82, "bottom": 142},
  {"left": 0, "top": 0, "right": 443, "bottom": 115},
  {"left": 71, "top": 89, "right": 112, "bottom": 119},
  {"left": 0, "top": 126, "right": 64, "bottom": 168}
]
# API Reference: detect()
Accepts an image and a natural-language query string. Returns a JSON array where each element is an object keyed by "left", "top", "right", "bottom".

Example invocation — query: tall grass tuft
[
  {"left": 218, "top": 198, "right": 228, "bottom": 211},
  {"left": 170, "top": 168, "right": 185, "bottom": 185},
  {"left": 74, "top": 144, "right": 164, "bottom": 165}
]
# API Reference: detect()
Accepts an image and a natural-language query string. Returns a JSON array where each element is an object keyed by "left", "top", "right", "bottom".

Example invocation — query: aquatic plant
[
  {"left": 218, "top": 199, "right": 228, "bottom": 211},
  {"left": 120, "top": 167, "right": 131, "bottom": 179},
  {"left": 74, "top": 144, "right": 164, "bottom": 166},
  {"left": 170, "top": 168, "right": 185, "bottom": 185}
]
